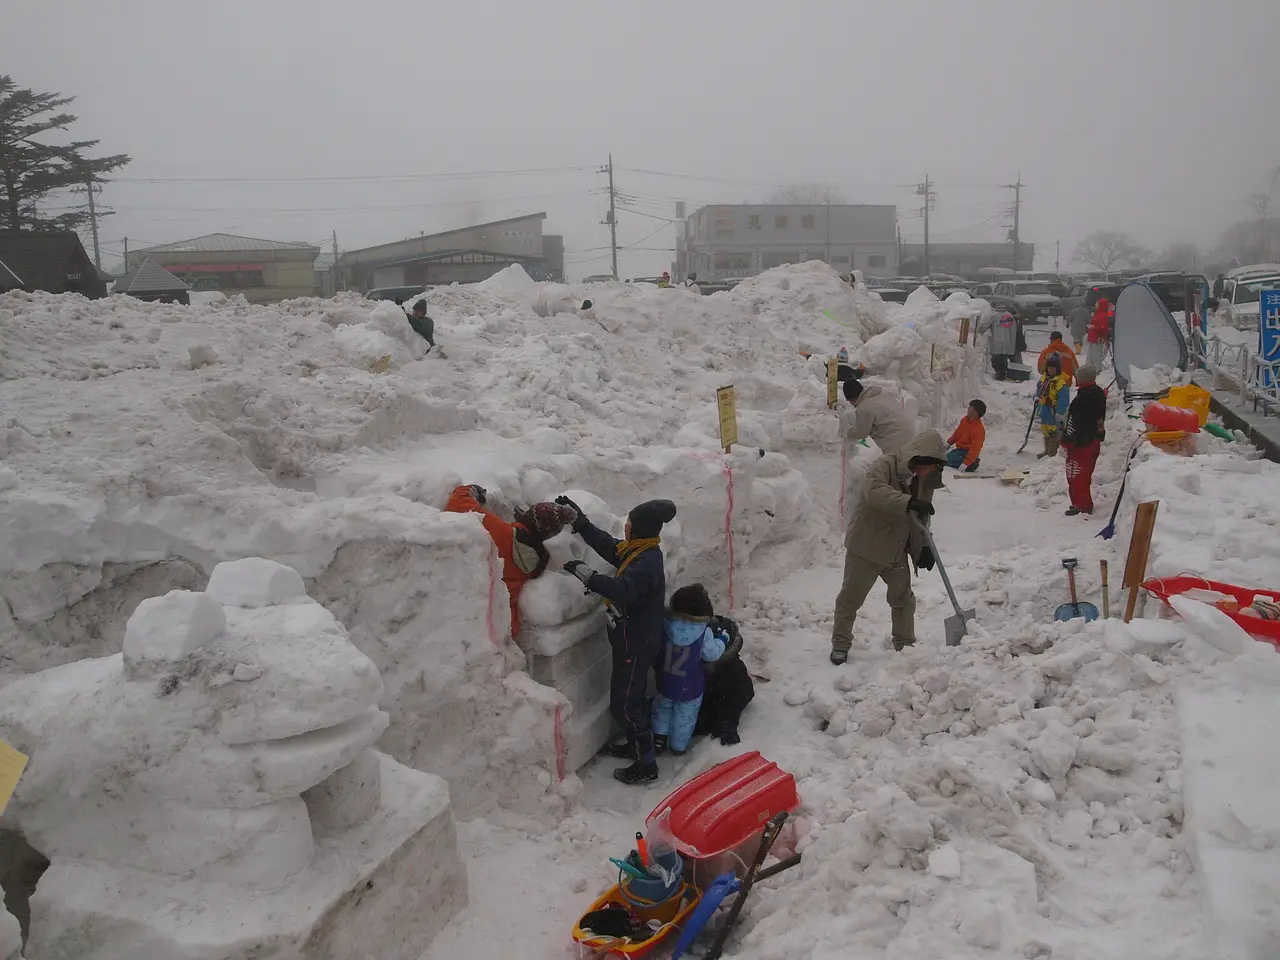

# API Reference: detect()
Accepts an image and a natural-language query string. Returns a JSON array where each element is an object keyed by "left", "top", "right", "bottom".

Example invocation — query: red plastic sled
[
  {"left": 1142, "top": 402, "right": 1200, "bottom": 434},
  {"left": 646, "top": 751, "right": 799, "bottom": 859},
  {"left": 1143, "top": 576, "right": 1280, "bottom": 649}
]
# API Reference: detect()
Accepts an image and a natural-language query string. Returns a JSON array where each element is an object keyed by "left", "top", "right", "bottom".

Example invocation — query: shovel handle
[{"left": 1100, "top": 560, "right": 1110, "bottom": 618}]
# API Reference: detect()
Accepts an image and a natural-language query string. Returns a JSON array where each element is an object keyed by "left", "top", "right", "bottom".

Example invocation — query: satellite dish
[{"left": 1111, "top": 283, "right": 1187, "bottom": 390}]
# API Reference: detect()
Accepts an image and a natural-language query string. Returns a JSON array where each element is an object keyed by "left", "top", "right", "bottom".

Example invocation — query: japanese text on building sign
[
  {"left": 1261, "top": 290, "right": 1280, "bottom": 389},
  {"left": 716, "top": 385, "right": 738, "bottom": 451}
]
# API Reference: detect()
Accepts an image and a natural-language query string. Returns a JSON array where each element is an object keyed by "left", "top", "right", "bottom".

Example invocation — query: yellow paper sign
[
  {"left": 371, "top": 355, "right": 391, "bottom": 374},
  {"left": 0, "top": 740, "right": 29, "bottom": 815},
  {"left": 826, "top": 358, "right": 839, "bottom": 408},
  {"left": 716, "top": 385, "right": 738, "bottom": 451}
]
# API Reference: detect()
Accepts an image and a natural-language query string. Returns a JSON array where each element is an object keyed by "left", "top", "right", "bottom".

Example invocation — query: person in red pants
[{"left": 1061, "top": 365, "right": 1107, "bottom": 515}]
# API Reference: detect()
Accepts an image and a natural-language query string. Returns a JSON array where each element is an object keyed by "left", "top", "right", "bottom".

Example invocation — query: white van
[{"left": 1214, "top": 264, "right": 1280, "bottom": 329}]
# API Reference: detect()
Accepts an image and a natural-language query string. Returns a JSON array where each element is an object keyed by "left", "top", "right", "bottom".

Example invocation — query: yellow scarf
[{"left": 616, "top": 537, "right": 661, "bottom": 577}]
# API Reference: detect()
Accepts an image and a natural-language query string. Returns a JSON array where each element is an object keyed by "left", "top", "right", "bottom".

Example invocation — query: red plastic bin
[{"left": 1142, "top": 576, "right": 1280, "bottom": 649}]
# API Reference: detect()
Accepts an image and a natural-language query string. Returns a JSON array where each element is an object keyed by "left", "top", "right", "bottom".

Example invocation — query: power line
[{"left": 112, "top": 164, "right": 594, "bottom": 185}]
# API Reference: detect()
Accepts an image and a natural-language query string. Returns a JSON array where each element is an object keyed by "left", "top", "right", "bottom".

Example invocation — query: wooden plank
[
  {"left": 1122, "top": 500, "right": 1160, "bottom": 623},
  {"left": 717, "top": 385, "right": 738, "bottom": 453}
]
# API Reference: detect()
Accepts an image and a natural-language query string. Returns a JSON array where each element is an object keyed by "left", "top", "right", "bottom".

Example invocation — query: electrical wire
[{"left": 113, "top": 164, "right": 593, "bottom": 185}]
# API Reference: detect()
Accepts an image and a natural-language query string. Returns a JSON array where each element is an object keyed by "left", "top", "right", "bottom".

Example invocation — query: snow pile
[
  {"left": 0, "top": 557, "right": 466, "bottom": 959},
  {"left": 727, "top": 262, "right": 891, "bottom": 347}
]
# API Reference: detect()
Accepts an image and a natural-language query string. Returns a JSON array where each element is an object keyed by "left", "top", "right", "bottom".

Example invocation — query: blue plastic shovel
[{"left": 1053, "top": 558, "right": 1100, "bottom": 622}]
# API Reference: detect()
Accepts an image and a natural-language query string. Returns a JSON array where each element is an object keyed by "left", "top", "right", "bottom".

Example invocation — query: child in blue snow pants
[{"left": 652, "top": 584, "right": 726, "bottom": 755}]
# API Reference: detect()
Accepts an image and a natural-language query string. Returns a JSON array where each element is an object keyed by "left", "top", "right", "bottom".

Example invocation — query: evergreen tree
[{"left": 0, "top": 75, "right": 130, "bottom": 232}]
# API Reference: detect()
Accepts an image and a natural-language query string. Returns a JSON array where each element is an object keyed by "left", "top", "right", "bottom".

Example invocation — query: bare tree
[
  {"left": 1152, "top": 241, "right": 1202, "bottom": 272},
  {"left": 1073, "top": 231, "right": 1150, "bottom": 272},
  {"left": 765, "top": 183, "right": 849, "bottom": 205},
  {"left": 1244, "top": 166, "right": 1280, "bottom": 262}
]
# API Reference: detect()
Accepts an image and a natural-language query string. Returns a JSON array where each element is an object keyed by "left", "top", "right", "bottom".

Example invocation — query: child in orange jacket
[
  {"left": 443, "top": 484, "right": 577, "bottom": 637},
  {"left": 945, "top": 400, "right": 986, "bottom": 472}
]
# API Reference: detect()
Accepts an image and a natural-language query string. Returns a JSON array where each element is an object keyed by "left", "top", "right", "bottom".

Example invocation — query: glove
[
  {"left": 563, "top": 560, "right": 593, "bottom": 586},
  {"left": 467, "top": 484, "right": 487, "bottom": 505},
  {"left": 963, "top": 462, "right": 978, "bottom": 474},
  {"left": 718, "top": 727, "right": 741, "bottom": 746},
  {"left": 917, "top": 545, "right": 936, "bottom": 571},
  {"left": 555, "top": 496, "right": 588, "bottom": 532},
  {"left": 907, "top": 497, "right": 935, "bottom": 518}
]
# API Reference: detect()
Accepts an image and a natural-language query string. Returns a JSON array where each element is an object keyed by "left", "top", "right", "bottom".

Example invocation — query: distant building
[
  {"left": 340, "top": 213, "right": 563, "bottom": 292},
  {"left": 900, "top": 242, "right": 1035, "bottom": 278},
  {"left": 676, "top": 204, "right": 898, "bottom": 281},
  {"left": 127, "top": 234, "right": 320, "bottom": 304},
  {"left": 113, "top": 258, "right": 191, "bottom": 305},
  {"left": 0, "top": 231, "right": 107, "bottom": 298}
]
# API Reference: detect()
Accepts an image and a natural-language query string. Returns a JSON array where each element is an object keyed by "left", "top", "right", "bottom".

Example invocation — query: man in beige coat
[
  {"left": 830, "top": 430, "right": 946, "bottom": 664},
  {"left": 838, "top": 379, "right": 915, "bottom": 455}
]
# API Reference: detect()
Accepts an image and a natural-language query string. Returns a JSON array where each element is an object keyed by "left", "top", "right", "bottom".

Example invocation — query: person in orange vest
[
  {"left": 443, "top": 485, "right": 577, "bottom": 637},
  {"left": 1037, "top": 331, "right": 1079, "bottom": 381},
  {"left": 944, "top": 399, "right": 987, "bottom": 472}
]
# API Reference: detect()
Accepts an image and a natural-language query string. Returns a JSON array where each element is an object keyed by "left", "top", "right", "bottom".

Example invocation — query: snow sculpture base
[
  {"left": 520, "top": 611, "right": 613, "bottom": 773},
  {"left": 28, "top": 755, "right": 463, "bottom": 960}
]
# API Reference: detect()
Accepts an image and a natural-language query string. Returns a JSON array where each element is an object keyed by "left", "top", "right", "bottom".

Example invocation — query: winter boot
[
  {"left": 614, "top": 734, "right": 659, "bottom": 785},
  {"left": 829, "top": 647, "right": 849, "bottom": 665},
  {"left": 653, "top": 734, "right": 669, "bottom": 753},
  {"left": 891, "top": 637, "right": 916, "bottom": 652},
  {"left": 605, "top": 736, "right": 633, "bottom": 760}
]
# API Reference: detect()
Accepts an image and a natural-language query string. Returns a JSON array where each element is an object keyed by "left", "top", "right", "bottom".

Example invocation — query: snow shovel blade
[
  {"left": 944, "top": 607, "right": 977, "bottom": 645},
  {"left": 1053, "top": 601, "right": 1100, "bottom": 623}
]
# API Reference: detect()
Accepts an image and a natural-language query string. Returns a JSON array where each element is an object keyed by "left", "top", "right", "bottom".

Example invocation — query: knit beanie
[
  {"left": 670, "top": 583, "right": 713, "bottom": 620},
  {"left": 523, "top": 502, "right": 578, "bottom": 540},
  {"left": 628, "top": 499, "right": 677, "bottom": 539},
  {"left": 1076, "top": 365, "right": 1098, "bottom": 385},
  {"left": 843, "top": 378, "right": 864, "bottom": 403}
]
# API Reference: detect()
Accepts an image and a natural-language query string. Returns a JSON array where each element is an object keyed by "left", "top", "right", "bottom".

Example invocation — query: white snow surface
[{"left": 1, "top": 280, "right": 1278, "bottom": 959}]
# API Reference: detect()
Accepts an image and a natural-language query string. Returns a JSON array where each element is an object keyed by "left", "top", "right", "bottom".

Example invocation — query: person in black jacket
[
  {"left": 406, "top": 299, "right": 435, "bottom": 349},
  {"left": 694, "top": 615, "right": 755, "bottom": 745},
  {"left": 559, "top": 496, "right": 677, "bottom": 785},
  {"left": 1061, "top": 365, "right": 1107, "bottom": 516}
]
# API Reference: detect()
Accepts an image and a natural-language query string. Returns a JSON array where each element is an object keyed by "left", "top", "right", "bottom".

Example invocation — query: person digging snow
[
  {"left": 838, "top": 378, "right": 915, "bottom": 456},
  {"left": 1061, "top": 364, "right": 1107, "bottom": 516},
  {"left": 558, "top": 496, "right": 677, "bottom": 785},
  {"left": 406, "top": 299, "right": 436, "bottom": 350},
  {"left": 651, "top": 584, "right": 726, "bottom": 756},
  {"left": 945, "top": 399, "right": 986, "bottom": 472},
  {"left": 1036, "top": 354, "right": 1072, "bottom": 459},
  {"left": 830, "top": 430, "right": 946, "bottom": 664},
  {"left": 444, "top": 486, "right": 576, "bottom": 638}
]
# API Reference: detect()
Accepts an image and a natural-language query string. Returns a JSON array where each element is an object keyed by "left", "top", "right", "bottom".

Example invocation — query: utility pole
[
  {"left": 1055, "top": 240, "right": 1060, "bottom": 274},
  {"left": 123, "top": 237, "right": 128, "bottom": 273},
  {"left": 825, "top": 200, "right": 832, "bottom": 265},
  {"left": 917, "top": 175, "right": 935, "bottom": 277},
  {"left": 332, "top": 230, "right": 340, "bottom": 294},
  {"left": 1002, "top": 174, "right": 1024, "bottom": 271},
  {"left": 600, "top": 154, "right": 618, "bottom": 279},
  {"left": 84, "top": 177, "right": 102, "bottom": 271}
]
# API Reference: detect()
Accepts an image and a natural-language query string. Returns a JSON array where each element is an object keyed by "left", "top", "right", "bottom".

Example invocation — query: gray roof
[
  {"left": 115, "top": 258, "right": 191, "bottom": 294},
  {"left": 134, "top": 233, "right": 318, "bottom": 254}
]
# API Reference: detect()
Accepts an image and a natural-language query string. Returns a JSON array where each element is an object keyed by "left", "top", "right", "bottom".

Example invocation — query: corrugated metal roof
[
  {"left": 134, "top": 233, "right": 319, "bottom": 253},
  {"left": 0, "top": 231, "right": 106, "bottom": 297},
  {"left": 115, "top": 258, "right": 190, "bottom": 294}
]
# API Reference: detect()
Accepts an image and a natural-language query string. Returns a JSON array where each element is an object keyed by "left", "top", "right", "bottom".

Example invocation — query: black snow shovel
[
  {"left": 1053, "top": 558, "right": 1099, "bottom": 622},
  {"left": 918, "top": 522, "right": 976, "bottom": 646},
  {"left": 1016, "top": 401, "right": 1041, "bottom": 454}
]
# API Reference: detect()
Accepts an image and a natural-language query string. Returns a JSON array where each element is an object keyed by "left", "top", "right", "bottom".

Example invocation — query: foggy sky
[{"left": 5, "top": 0, "right": 1278, "bottom": 278}]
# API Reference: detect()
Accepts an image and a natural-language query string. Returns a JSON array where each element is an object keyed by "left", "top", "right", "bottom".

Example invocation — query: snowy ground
[{"left": 2, "top": 273, "right": 1278, "bottom": 959}]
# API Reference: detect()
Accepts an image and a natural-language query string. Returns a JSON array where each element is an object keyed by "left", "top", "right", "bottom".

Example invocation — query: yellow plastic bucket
[{"left": 1164, "top": 385, "right": 1211, "bottom": 427}]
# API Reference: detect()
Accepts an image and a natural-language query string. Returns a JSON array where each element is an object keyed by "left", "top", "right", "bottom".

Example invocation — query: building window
[
  {"left": 714, "top": 210, "right": 734, "bottom": 237},
  {"left": 713, "top": 252, "right": 753, "bottom": 273},
  {"left": 868, "top": 254, "right": 887, "bottom": 268},
  {"left": 762, "top": 251, "right": 799, "bottom": 270},
  {"left": 830, "top": 253, "right": 850, "bottom": 266},
  {"left": 748, "top": 214, "right": 762, "bottom": 230},
  {"left": 775, "top": 215, "right": 788, "bottom": 230},
  {"left": 800, "top": 214, "right": 815, "bottom": 230}
]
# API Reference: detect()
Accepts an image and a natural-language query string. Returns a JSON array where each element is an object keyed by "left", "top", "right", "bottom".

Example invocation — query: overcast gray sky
[{"left": 5, "top": 0, "right": 1278, "bottom": 278}]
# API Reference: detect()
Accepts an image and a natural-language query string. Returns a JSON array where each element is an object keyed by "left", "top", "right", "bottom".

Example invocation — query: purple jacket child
[{"left": 652, "top": 584, "right": 726, "bottom": 755}]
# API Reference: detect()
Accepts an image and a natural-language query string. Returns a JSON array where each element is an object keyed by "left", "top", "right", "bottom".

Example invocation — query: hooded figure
[
  {"left": 650, "top": 584, "right": 726, "bottom": 755},
  {"left": 1037, "top": 331, "right": 1079, "bottom": 381},
  {"left": 559, "top": 496, "right": 677, "bottom": 785},
  {"left": 1086, "top": 299, "right": 1111, "bottom": 370},
  {"left": 1061, "top": 364, "right": 1107, "bottom": 516},
  {"left": 694, "top": 614, "right": 755, "bottom": 745},
  {"left": 831, "top": 431, "right": 946, "bottom": 663},
  {"left": 978, "top": 309, "right": 1020, "bottom": 379},
  {"left": 444, "top": 486, "right": 571, "bottom": 637},
  {"left": 407, "top": 299, "right": 435, "bottom": 348},
  {"left": 839, "top": 380, "right": 915, "bottom": 456}
]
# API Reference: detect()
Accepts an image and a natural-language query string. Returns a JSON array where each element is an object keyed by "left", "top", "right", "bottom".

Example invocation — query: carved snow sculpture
[{"left": 0, "top": 558, "right": 466, "bottom": 960}]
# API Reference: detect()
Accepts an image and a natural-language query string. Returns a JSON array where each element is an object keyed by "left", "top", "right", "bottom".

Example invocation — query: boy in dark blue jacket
[
  {"left": 652, "top": 584, "right": 726, "bottom": 755},
  {"left": 559, "top": 496, "right": 677, "bottom": 785}
]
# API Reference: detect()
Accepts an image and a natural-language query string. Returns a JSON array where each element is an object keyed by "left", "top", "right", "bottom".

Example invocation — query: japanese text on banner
[{"left": 1261, "top": 290, "right": 1280, "bottom": 389}]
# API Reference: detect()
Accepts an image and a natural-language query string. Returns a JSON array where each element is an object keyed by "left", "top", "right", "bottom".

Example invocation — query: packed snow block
[
  {"left": 205, "top": 556, "right": 308, "bottom": 608},
  {"left": 1179, "top": 684, "right": 1280, "bottom": 960},
  {"left": 0, "top": 571, "right": 466, "bottom": 960}
]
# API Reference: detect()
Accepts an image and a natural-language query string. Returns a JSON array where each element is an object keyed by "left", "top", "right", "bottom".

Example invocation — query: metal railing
[{"left": 1189, "top": 327, "right": 1280, "bottom": 415}]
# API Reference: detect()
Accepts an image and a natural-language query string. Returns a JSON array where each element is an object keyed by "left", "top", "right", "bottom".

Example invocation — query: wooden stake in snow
[{"left": 1122, "top": 501, "right": 1160, "bottom": 623}]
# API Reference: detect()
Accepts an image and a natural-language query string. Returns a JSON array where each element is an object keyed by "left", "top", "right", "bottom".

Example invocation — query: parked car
[
  {"left": 870, "top": 287, "right": 910, "bottom": 304},
  {"left": 581, "top": 274, "right": 617, "bottom": 283},
  {"left": 1212, "top": 264, "right": 1280, "bottom": 328},
  {"left": 1058, "top": 280, "right": 1123, "bottom": 315},
  {"left": 1132, "top": 272, "right": 1210, "bottom": 316},
  {"left": 987, "top": 280, "right": 1062, "bottom": 322},
  {"left": 969, "top": 282, "right": 997, "bottom": 300}
]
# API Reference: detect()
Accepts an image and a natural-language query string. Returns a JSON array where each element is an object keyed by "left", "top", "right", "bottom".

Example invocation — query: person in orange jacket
[
  {"left": 1037, "top": 331, "right": 1079, "bottom": 381},
  {"left": 944, "top": 399, "right": 986, "bottom": 472},
  {"left": 444, "top": 484, "right": 577, "bottom": 637}
]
